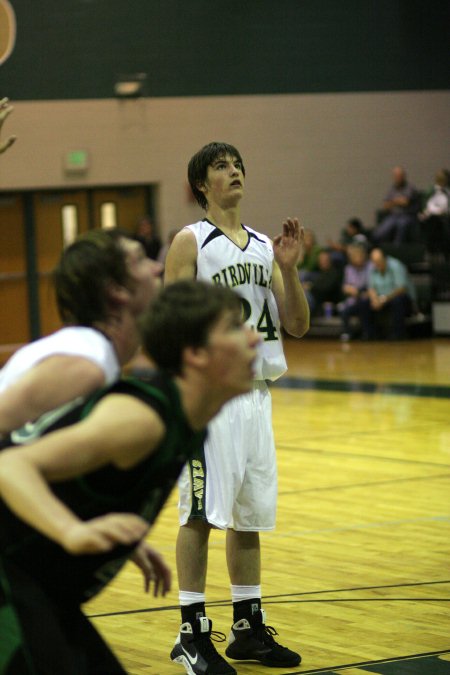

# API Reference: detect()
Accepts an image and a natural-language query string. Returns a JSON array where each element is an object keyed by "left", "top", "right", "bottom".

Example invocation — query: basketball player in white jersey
[
  {"left": 0, "top": 229, "right": 160, "bottom": 436},
  {"left": 165, "top": 142, "right": 309, "bottom": 674},
  {"left": 0, "top": 229, "right": 167, "bottom": 593}
]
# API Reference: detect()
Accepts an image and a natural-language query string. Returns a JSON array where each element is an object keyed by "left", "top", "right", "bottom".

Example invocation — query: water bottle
[{"left": 324, "top": 302, "right": 333, "bottom": 318}]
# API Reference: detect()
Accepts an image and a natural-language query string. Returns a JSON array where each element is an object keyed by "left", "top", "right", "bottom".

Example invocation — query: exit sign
[{"left": 64, "top": 149, "right": 89, "bottom": 173}]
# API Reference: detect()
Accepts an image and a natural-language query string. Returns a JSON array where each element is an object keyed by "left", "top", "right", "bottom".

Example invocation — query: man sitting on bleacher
[
  {"left": 372, "top": 166, "right": 420, "bottom": 245},
  {"left": 359, "top": 248, "right": 416, "bottom": 340}
]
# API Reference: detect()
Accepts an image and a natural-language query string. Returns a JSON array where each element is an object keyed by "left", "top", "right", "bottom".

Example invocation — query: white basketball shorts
[{"left": 178, "top": 381, "right": 278, "bottom": 531}]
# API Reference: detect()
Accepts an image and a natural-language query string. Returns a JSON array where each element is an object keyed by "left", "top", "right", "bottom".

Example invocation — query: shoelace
[
  {"left": 196, "top": 630, "right": 227, "bottom": 663},
  {"left": 210, "top": 630, "right": 226, "bottom": 643},
  {"left": 255, "top": 623, "right": 287, "bottom": 649}
]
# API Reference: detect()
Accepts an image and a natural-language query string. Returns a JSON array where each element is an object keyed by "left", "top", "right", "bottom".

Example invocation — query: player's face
[
  {"left": 121, "top": 238, "right": 162, "bottom": 313},
  {"left": 205, "top": 309, "right": 260, "bottom": 397},
  {"left": 201, "top": 154, "right": 245, "bottom": 209}
]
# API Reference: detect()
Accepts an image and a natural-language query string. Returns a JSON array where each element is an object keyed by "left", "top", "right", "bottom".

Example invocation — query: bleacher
[{"left": 306, "top": 242, "right": 435, "bottom": 339}]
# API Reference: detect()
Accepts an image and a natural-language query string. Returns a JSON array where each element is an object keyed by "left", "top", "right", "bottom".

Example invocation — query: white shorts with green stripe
[{"left": 177, "top": 380, "right": 277, "bottom": 531}]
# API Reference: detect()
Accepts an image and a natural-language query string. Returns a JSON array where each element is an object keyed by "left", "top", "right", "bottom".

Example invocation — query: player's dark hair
[
  {"left": 188, "top": 141, "right": 245, "bottom": 210},
  {"left": 141, "top": 280, "right": 241, "bottom": 375},
  {"left": 53, "top": 229, "right": 132, "bottom": 326}
]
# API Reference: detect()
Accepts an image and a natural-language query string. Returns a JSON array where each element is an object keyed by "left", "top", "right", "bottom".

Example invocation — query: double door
[{"left": 0, "top": 185, "right": 153, "bottom": 352}]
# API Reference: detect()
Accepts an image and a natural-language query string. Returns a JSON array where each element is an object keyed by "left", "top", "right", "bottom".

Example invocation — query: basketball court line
[
  {"left": 87, "top": 579, "right": 450, "bottom": 619},
  {"left": 277, "top": 649, "right": 450, "bottom": 674},
  {"left": 130, "top": 367, "right": 450, "bottom": 400},
  {"left": 280, "top": 443, "right": 450, "bottom": 470},
  {"left": 278, "top": 471, "right": 450, "bottom": 496},
  {"left": 271, "top": 376, "right": 450, "bottom": 399}
]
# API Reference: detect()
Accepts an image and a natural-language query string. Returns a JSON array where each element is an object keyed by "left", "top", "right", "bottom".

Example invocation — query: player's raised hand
[
  {"left": 273, "top": 217, "right": 304, "bottom": 270},
  {"left": 0, "top": 98, "right": 17, "bottom": 154},
  {"left": 62, "top": 513, "right": 149, "bottom": 555}
]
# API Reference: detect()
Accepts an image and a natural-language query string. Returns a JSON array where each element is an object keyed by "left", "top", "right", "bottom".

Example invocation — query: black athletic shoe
[
  {"left": 225, "top": 608, "right": 301, "bottom": 667},
  {"left": 171, "top": 616, "right": 237, "bottom": 675}
]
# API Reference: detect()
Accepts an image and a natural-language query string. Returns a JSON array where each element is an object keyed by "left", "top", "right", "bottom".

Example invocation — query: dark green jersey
[{"left": 0, "top": 372, "right": 206, "bottom": 604}]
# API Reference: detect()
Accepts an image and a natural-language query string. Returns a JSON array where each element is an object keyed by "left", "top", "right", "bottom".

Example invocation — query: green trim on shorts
[{"left": 187, "top": 446, "right": 207, "bottom": 521}]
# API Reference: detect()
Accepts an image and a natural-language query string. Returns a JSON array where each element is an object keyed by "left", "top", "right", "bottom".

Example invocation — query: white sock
[
  {"left": 230, "top": 584, "right": 261, "bottom": 603},
  {"left": 179, "top": 591, "right": 206, "bottom": 606}
]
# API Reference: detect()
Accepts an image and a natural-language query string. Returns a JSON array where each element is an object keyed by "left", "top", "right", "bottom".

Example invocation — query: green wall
[{"left": 1, "top": 0, "right": 449, "bottom": 100}]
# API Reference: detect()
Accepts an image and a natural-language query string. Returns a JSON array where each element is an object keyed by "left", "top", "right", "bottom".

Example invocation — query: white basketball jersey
[
  {"left": 187, "top": 219, "right": 287, "bottom": 381},
  {"left": 0, "top": 326, "right": 119, "bottom": 393}
]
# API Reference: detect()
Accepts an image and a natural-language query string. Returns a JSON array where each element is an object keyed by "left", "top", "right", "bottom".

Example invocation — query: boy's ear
[
  {"left": 107, "top": 282, "right": 132, "bottom": 306},
  {"left": 182, "top": 345, "right": 209, "bottom": 369},
  {"left": 196, "top": 181, "right": 207, "bottom": 195}
]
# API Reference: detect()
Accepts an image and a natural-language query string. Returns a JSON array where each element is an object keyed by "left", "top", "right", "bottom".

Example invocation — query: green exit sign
[{"left": 64, "top": 149, "right": 89, "bottom": 173}]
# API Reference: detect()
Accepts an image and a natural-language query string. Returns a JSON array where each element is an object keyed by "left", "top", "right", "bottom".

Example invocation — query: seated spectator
[
  {"left": 327, "top": 217, "right": 369, "bottom": 265},
  {"left": 297, "top": 228, "right": 321, "bottom": 283},
  {"left": 302, "top": 249, "right": 343, "bottom": 317},
  {"left": 337, "top": 243, "right": 371, "bottom": 341},
  {"left": 359, "top": 248, "right": 416, "bottom": 340},
  {"left": 371, "top": 166, "right": 420, "bottom": 245},
  {"left": 133, "top": 215, "right": 162, "bottom": 260},
  {"left": 418, "top": 168, "right": 450, "bottom": 260}
]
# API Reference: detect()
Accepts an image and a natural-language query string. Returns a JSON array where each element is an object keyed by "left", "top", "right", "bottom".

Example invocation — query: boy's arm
[
  {"left": 272, "top": 218, "right": 310, "bottom": 338},
  {"left": 0, "top": 355, "right": 106, "bottom": 434},
  {"left": 164, "top": 228, "right": 197, "bottom": 283},
  {"left": 0, "top": 394, "right": 164, "bottom": 553}
]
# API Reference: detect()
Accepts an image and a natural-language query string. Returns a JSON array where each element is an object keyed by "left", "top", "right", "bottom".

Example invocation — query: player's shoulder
[
  {"left": 173, "top": 221, "right": 208, "bottom": 243},
  {"left": 168, "top": 225, "right": 198, "bottom": 256},
  {"left": 244, "top": 224, "right": 272, "bottom": 249},
  {"left": 95, "top": 374, "right": 178, "bottom": 428},
  {"left": 185, "top": 219, "right": 215, "bottom": 234},
  {"left": 44, "top": 326, "right": 102, "bottom": 345},
  {"left": 6, "top": 327, "right": 102, "bottom": 363},
  {"left": 52, "top": 326, "right": 113, "bottom": 357}
]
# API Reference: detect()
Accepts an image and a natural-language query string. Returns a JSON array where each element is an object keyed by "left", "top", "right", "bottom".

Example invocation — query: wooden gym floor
[{"left": 86, "top": 337, "right": 450, "bottom": 675}]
